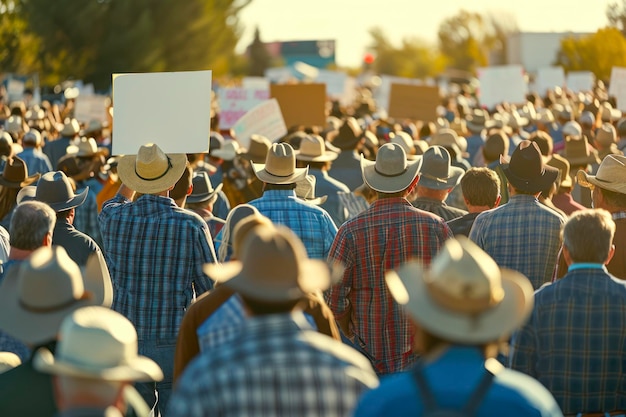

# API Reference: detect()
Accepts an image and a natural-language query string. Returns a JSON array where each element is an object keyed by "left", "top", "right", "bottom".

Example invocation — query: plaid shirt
[
  {"left": 510, "top": 266, "right": 626, "bottom": 414},
  {"left": 247, "top": 189, "right": 337, "bottom": 259},
  {"left": 326, "top": 197, "right": 453, "bottom": 375},
  {"left": 99, "top": 194, "right": 217, "bottom": 340},
  {"left": 168, "top": 311, "right": 378, "bottom": 417},
  {"left": 74, "top": 178, "right": 103, "bottom": 248},
  {"left": 469, "top": 194, "right": 565, "bottom": 289}
]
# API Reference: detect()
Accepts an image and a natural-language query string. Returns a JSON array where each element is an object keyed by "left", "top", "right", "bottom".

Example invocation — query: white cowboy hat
[
  {"left": 295, "top": 175, "right": 327, "bottom": 205},
  {"left": 295, "top": 134, "right": 338, "bottom": 162},
  {"left": 578, "top": 154, "right": 626, "bottom": 195},
  {"left": 361, "top": 143, "right": 422, "bottom": 193},
  {"left": 253, "top": 143, "right": 308, "bottom": 185},
  {"left": 117, "top": 143, "right": 187, "bottom": 194}
]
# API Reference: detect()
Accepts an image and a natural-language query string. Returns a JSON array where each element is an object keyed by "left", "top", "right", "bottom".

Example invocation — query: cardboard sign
[
  {"left": 315, "top": 70, "right": 356, "bottom": 106},
  {"left": 387, "top": 84, "right": 440, "bottom": 122},
  {"left": 566, "top": 71, "right": 594, "bottom": 93},
  {"left": 477, "top": 65, "right": 527, "bottom": 110},
  {"left": 374, "top": 75, "right": 423, "bottom": 112},
  {"left": 112, "top": 70, "right": 212, "bottom": 156},
  {"left": 218, "top": 87, "right": 270, "bottom": 130},
  {"left": 269, "top": 83, "right": 326, "bottom": 128},
  {"left": 534, "top": 67, "right": 565, "bottom": 95},
  {"left": 75, "top": 94, "right": 108, "bottom": 124},
  {"left": 609, "top": 67, "right": 626, "bottom": 111},
  {"left": 231, "top": 99, "right": 287, "bottom": 148}
]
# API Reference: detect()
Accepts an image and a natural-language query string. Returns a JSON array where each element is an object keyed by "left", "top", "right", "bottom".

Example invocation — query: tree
[
  {"left": 247, "top": 27, "right": 271, "bottom": 77},
  {"left": 0, "top": 1, "right": 43, "bottom": 78},
  {"left": 556, "top": 27, "right": 626, "bottom": 82},
  {"left": 437, "top": 10, "right": 489, "bottom": 72},
  {"left": 607, "top": 0, "right": 626, "bottom": 36}
]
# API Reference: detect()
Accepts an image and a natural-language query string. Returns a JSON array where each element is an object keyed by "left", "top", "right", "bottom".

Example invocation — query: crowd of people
[{"left": 0, "top": 78, "right": 625, "bottom": 416}]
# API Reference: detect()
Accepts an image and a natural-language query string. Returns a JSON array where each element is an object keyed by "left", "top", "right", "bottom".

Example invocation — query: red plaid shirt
[{"left": 326, "top": 197, "right": 452, "bottom": 375}]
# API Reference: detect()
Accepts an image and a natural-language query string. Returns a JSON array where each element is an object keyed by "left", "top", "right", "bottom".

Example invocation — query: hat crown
[
  {"left": 190, "top": 172, "right": 215, "bottom": 196},
  {"left": 18, "top": 246, "right": 86, "bottom": 312},
  {"left": 562, "top": 121, "right": 582, "bottom": 138},
  {"left": 595, "top": 154, "right": 626, "bottom": 184},
  {"left": 134, "top": 144, "right": 173, "bottom": 181},
  {"left": 264, "top": 143, "right": 297, "bottom": 177},
  {"left": 596, "top": 123, "right": 617, "bottom": 147},
  {"left": 23, "top": 130, "right": 42, "bottom": 146},
  {"left": 421, "top": 146, "right": 452, "bottom": 180},
  {"left": 295, "top": 175, "right": 317, "bottom": 199},
  {"left": 246, "top": 134, "right": 271, "bottom": 162},
  {"left": 60, "top": 118, "right": 80, "bottom": 136},
  {"left": 299, "top": 135, "right": 326, "bottom": 158},
  {"left": 36, "top": 171, "right": 77, "bottom": 205},
  {"left": 68, "top": 137, "right": 98, "bottom": 156},
  {"left": 564, "top": 136, "right": 595, "bottom": 160},
  {"left": 508, "top": 141, "right": 544, "bottom": 179},
  {"left": 374, "top": 143, "right": 409, "bottom": 177},
  {"left": 389, "top": 132, "right": 415, "bottom": 155},
  {"left": 2, "top": 156, "right": 29, "bottom": 184}
]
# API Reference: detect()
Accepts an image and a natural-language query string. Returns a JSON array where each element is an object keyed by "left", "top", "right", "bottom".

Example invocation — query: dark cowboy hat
[
  {"left": 240, "top": 134, "right": 272, "bottom": 164},
  {"left": 501, "top": 141, "right": 558, "bottom": 193},
  {"left": 187, "top": 171, "right": 223, "bottom": 204},
  {"left": 327, "top": 117, "right": 363, "bottom": 150},
  {"left": 35, "top": 171, "right": 89, "bottom": 212},
  {"left": 0, "top": 156, "right": 40, "bottom": 188}
]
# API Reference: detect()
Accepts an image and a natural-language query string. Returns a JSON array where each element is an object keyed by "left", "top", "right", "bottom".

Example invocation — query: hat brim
[
  {"left": 300, "top": 195, "right": 328, "bottom": 205},
  {"left": 295, "top": 151, "right": 338, "bottom": 162},
  {"left": 187, "top": 183, "right": 223, "bottom": 204},
  {"left": 34, "top": 348, "right": 163, "bottom": 382},
  {"left": 502, "top": 163, "right": 559, "bottom": 193},
  {"left": 203, "top": 260, "right": 333, "bottom": 302},
  {"left": 418, "top": 166, "right": 465, "bottom": 190},
  {"left": 82, "top": 251, "right": 113, "bottom": 308},
  {"left": 0, "top": 173, "right": 40, "bottom": 189},
  {"left": 41, "top": 186, "right": 89, "bottom": 211},
  {"left": 210, "top": 150, "right": 238, "bottom": 161},
  {"left": 564, "top": 153, "right": 601, "bottom": 167},
  {"left": 361, "top": 155, "right": 421, "bottom": 194},
  {"left": 386, "top": 261, "right": 533, "bottom": 344},
  {"left": 253, "top": 163, "right": 308, "bottom": 185},
  {"left": 0, "top": 265, "right": 95, "bottom": 345},
  {"left": 577, "top": 169, "right": 626, "bottom": 194},
  {"left": 117, "top": 153, "right": 187, "bottom": 195}
]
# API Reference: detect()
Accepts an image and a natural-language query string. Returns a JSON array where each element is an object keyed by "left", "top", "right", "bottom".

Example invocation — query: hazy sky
[{"left": 236, "top": 0, "right": 616, "bottom": 67}]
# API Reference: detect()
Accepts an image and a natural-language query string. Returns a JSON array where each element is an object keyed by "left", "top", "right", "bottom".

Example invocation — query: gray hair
[
  {"left": 9, "top": 201, "right": 56, "bottom": 250},
  {"left": 563, "top": 209, "right": 615, "bottom": 263}
]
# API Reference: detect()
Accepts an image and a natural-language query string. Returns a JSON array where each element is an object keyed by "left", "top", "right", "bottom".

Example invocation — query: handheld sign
[
  {"left": 477, "top": 65, "right": 527, "bottom": 110},
  {"left": 231, "top": 99, "right": 287, "bottom": 149},
  {"left": 566, "top": 71, "right": 594, "bottom": 93},
  {"left": 534, "top": 67, "right": 565, "bottom": 95},
  {"left": 609, "top": 67, "right": 626, "bottom": 111},
  {"left": 388, "top": 84, "right": 440, "bottom": 122},
  {"left": 218, "top": 87, "right": 270, "bottom": 130},
  {"left": 75, "top": 95, "right": 109, "bottom": 124},
  {"left": 269, "top": 83, "right": 326, "bottom": 129},
  {"left": 112, "top": 70, "right": 212, "bottom": 156}
]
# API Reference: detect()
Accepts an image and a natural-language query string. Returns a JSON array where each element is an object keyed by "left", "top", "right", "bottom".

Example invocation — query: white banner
[
  {"left": 75, "top": 94, "right": 108, "bottom": 124},
  {"left": 566, "top": 71, "right": 594, "bottom": 93},
  {"left": 533, "top": 67, "right": 565, "bottom": 95},
  {"left": 609, "top": 67, "right": 626, "bottom": 111},
  {"left": 218, "top": 87, "right": 270, "bottom": 130},
  {"left": 231, "top": 99, "right": 287, "bottom": 149},
  {"left": 477, "top": 65, "right": 527, "bottom": 110}
]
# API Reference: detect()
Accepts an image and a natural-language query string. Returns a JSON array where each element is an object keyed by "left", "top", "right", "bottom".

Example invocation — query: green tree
[
  {"left": 437, "top": 10, "right": 490, "bottom": 72},
  {"left": 607, "top": 0, "right": 626, "bottom": 36},
  {"left": 0, "top": 1, "right": 43, "bottom": 77},
  {"left": 248, "top": 27, "right": 271, "bottom": 77},
  {"left": 556, "top": 27, "right": 626, "bottom": 82}
]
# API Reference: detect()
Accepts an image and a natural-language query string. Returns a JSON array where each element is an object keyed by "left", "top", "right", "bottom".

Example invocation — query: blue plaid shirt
[
  {"left": 510, "top": 266, "right": 626, "bottom": 415},
  {"left": 469, "top": 194, "right": 565, "bottom": 289},
  {"left": 99, "top": 193, "right": 217, "bottom": 340},
  {"left": 247, "top": 189, "right": 338, "bottom": 259},
  {"left": 74, "top": 178, "right": 103, "bottom": 249},
  {"left": 169, "top": 311, "right": 378, "bottom": 417}
]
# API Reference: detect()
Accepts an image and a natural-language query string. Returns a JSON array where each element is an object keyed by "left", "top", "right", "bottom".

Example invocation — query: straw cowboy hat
[
  {"left": 429, "top": 128, "right": 469, "bottom": 159},
  {"left": 204, "top": 225, "right": 335, "bottom": 302},
  {"left": 0, "top": 156, "right": 40, "bottom": 188},
  {"left": 0, "top": 246, "right": 110, "bottom": 345},
  {"left": 187, "top": 171, "right": 223, "bottom": 204},
  {"left": 211, "top": 140, "right": 241, "bottom": 161},
  {"left": 66, "top": 137, "right": 108, "bottom": 158},
  {"left": 60, "top": 118, "right": 81, "bottom": 137},
  {"left": 35, "top": 171, "right": 89, "bottom": 211},
  {"left": 385, "top": 236, "right": 534, "bottom": 344},
  {"left": 296, "top": 134, "right": 338, "bottom": 162},
  {"left": 253, "top": 142, "right": 308, "bottom": 185},
  {"left": 117, "top": 143, "right": 187, "bottom": 195},
  {"left": 562, "top": 136, "right": 601, "bottom": 167},
  {"left": 547, "top": 154, "right": 573, "bottom": 188},
  {"left": 241, "top": 134, "right": 272, "bottom": 164},
  {"left": 295, "top": 174, "right": 327, "bottom": 205},
  {"left": 600, "top": 101, "right": 622, "bottom": 122},
  {"left": 327, "top": 117, "right": 363, "bottom": 150},
  {"left": 578, "top": 154, "right": 626, "bottom": 195},
  {"left": 361, "top": 143, "right": 422, "bottom": 194},
  {"left": 501, "top": 141, "right": 559, "bottom": 193},
  {"left": 595, "top": 123, "right": 622, "bottom": 159},
  {"left": 34, "top": 306, "right": 163, "bottom": 382},
  {"left": 418, "top": 145, "right": 465, "bottom": 190}
]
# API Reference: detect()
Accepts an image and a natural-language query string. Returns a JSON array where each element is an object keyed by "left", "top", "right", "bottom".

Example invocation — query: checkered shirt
[
  {"left": 469, "top": 194, "right": 565, "bottom": 289},
  {"left": 99, "top": 194, "right": 217, "bottom": 340},
  {"left": 168, "top": 312, "right": 378, "bottom": 417},
  {"left": 74, "top": 178, "right": 103, "bottom": 248},
  {"left": 326, "top": 197, "right": 453, "bottom": 375},
  {"left": 247, "top": 189, "right": 337, "bottom": 259},
  {"left": 510, "top": 267, "right": 626, "bottom": 414}
]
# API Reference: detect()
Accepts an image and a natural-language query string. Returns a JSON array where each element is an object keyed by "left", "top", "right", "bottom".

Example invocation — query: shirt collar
[
  {"left": 262, "top": 189, "right": 297, "bottom": 198},
  {"left": 568, "top": 263, "right": 607, "bottom": 272}
]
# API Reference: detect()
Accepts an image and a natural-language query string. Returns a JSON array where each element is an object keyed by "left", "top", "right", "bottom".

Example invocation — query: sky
[{"left": 235, "top": 0, "right": 616, "bottom": 68}]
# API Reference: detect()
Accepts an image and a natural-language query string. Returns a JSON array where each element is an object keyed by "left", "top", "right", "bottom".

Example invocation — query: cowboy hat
[
  {"left": 0, "top": 246, "right": 107, "bottom": 345},
  {"left": 66, "top": 137, "right": 108, "bottom": 158},
  {"left": 60, "top": 118, "right": 81, "bottom": 137},
  {"left": 240, "top": 134, "right": 272, "bottom": 164},
  {"left": 547, "top": 154, "right": 572, "bottom": 188},
  {"left": 253, "top": 143, "right": 308, "bottom": 185},
  {"left": 187, "top": 171, "right": 223, "bottom": 204},
  {"left": 0, "top": 352, "right": 20, "bottom": 374},
  {"left": 327, "top": 117, "right": 363, "bottom": 150},
  {"left": 501, "top": 141, "right": 559, "bottom": 193},
  {"left": 295, "top": 175, "right": 327, "bottom": 205},
  {"left": 465, "top": 109, "right": 488, "bottom": 133},
  {"left": 5, "top": 115, "right": 23, "bottom": 134},
  {"left": 296, "top": 134, "right": 338, "bottom": 162},
  {"left": 361, "top": 143, "right": 422, "bottom": 194},
  {"left": 385, "top": 236, "right": 534, "bottom": 344},
  {"left": 204, "top": 225, "right": 335, "bottom": 302},
  {"left": 429, "top": 128, "right": 469, "bottom": 159},
  {"left": 562, "top": 136, "right": 601, "bottom": 167},
  {"left": 22, "top": 130, "right": 42, "bottom": 147},
  {"left": 418, "top": 146, "right": 465, "bottom": 190},
  {"left": 35, "top": 170, "right": 89, "bottom": 211},
  {"left": 34, "top": 306, "right": 163, "bottom": 382},
  {"left": 0, "top": 156, "right": 40, "bottom": 188},
  {"left": 211, "top": 140, "right": 241, "bottom": 161},
  {"left": 600, "top": 101, "right": 622, "bottom": 122},
  {"left": 577, "top": 154, "right": 626, "bottom": 194},
  {"left": 117, "top": 143, "right": 187, "bottom": 195},
  {"left": 562, "top": 121, "right": 582, "bottom": 139},
  {"left": 16, "top": 185, "right": 37, "bottom": 204}
]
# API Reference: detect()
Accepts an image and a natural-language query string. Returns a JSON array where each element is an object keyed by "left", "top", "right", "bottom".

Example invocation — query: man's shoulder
[{"left": 492, "top": 368, "right": 562, "bottom": 414}]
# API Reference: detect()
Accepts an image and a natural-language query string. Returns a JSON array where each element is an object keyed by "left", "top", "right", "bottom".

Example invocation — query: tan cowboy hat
[
  {"left": 240, "top": 134, "right": 272, "bottom": 164},
  {"left": 389, "top": 131, "right": 420, "bottom": 161},
  {"left": 5, "top": 115, "right": 23, "bottom": 134},
  {"left": 361, "top": 143, "right": 422, "bottom": 193},
  {"left": 117, "top": 143, "right": 187, "bottom": 194},
  {"left": 547, "top": 154, "right": 572, "bottom": 188},
  {"left": 501, "top": 141, "right": 559, "bottom": 193},
  {"left": 385, "top": 237, "right": 534, "bottom": 344},
  {"left": 253, "top": 143, "right": 308, "bottom": 185},
  {"left": 60, "top": 118, "right": 81, "bottom": 137},
  {"left": 418, "top": 145, "right": 465, "bottom": 190},
  {"left": 66, "top": 137, "right": 107, "bottom": 158},
  {"left": 600, "top": 101, "right": 622, "bottom": 122},
  {"left": 0, "top": 246, "right": 109, "bottom": 345},
  {"left": 34, "top": 306, "right": 163, "bottom": 382},
  {"left": 563, "top": 136, "right": 601, "bottom": 167},
  {"left": 205, "top": 225, "right": 335, "bottom": 302},
  {"left": 295, "top": 175, "right": 327, "bottom": 205},
  {"left": 562, "top": 121, "right": 582, "bottom": 139},
  {"left": 296, "top": 134, "right": 338, "bottom": 162},
  {"left": 429, "top": 128, "right": 469, "bottom": 159},
  {"left": 211, "top": 140, "right": 241, "bottom": 161},
  {"left": 35, "top": 171, "right": 89, "bottom": 211},
  {"left": 187, "top": 171, "right": 223, "bottom": 204},
  {"left": 578, "top": 154, "right": 626, "bottom": 194},
  {"left": 0, "top": 156, "right": 40, "bottom": 188}
]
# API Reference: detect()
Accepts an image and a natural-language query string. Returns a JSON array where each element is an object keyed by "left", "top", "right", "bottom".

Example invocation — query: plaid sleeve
[
  {"left": 468, "top": 212, "right": 486, "bottom": 248},
  {"left": 509, "top": 310, "right": 539, "bottom": 377},
  {"left": 192, "top": 221, "right": 217, "bottom": 295},
  {"left": 326, "top": 227, "right": 354, "bottom": 320}
]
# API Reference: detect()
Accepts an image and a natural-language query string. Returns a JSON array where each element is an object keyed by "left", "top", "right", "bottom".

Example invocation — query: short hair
[
  {"left": 460, "top": 167, "right": 500, "bottom": 207},
  {"left": 170, "top": 162, "right": 193, "bottom": 201},
  {"left": 599, "top": 187, "right": 626, "bottom": 208},
  {"left": 9, "top": 201, "right": 56, "bottom": 250},
  {"left": 563, "top": 209, "right": 615, "bottom": 263}
]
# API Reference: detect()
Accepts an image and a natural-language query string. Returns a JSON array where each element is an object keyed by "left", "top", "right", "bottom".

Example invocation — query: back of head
[
  {"left": 563, "top": 209, "right": 615, "bottom": 264},
  {"left": 10, "top": 201, "right": 56, "bottom": 250},
  {"left": 170, "top": 162, "right": 193, "bottom": 202},
  {"left": 460, "top": 167, "right": 501, "bottom": 208},
  {"left": 483, "top": 131, "right": 509, "bottom": 163}
]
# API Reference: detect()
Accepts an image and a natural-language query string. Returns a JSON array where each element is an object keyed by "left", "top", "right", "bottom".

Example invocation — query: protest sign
[
  {"left": 374, "top": 75, "right": 423, "bottom": 112},
  {"left": 112, "top": 70, "right": 212, "bottom": 155},
  {"left": 477, "top": 65, "right": 527, "bottom": 110},
  {"left": 231, "top": 99, "right": 287, "bottom": 148},
  {"left": 387, "top": 84, "right": 440, "bottom": 122},
  {"left": 566, "top": 71, "right": 594, "bottom": 93},
  {"left": 609, "top": 67, "right": 626, "bottom": 111},
  {"left": 75, "top": 95, "right": 108, "bottom": 124},
  {"left": 218, "top": 87, "right": 270, "bottom": 130},
  {"left": 533, "top": 67, "right": 565, "bottom": 95},
  {"left": 269, "top": 83, "right": 326, "bottom": 128},
  {"left": 315, "top": 70, "right": 356, "bottom": 107}
]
